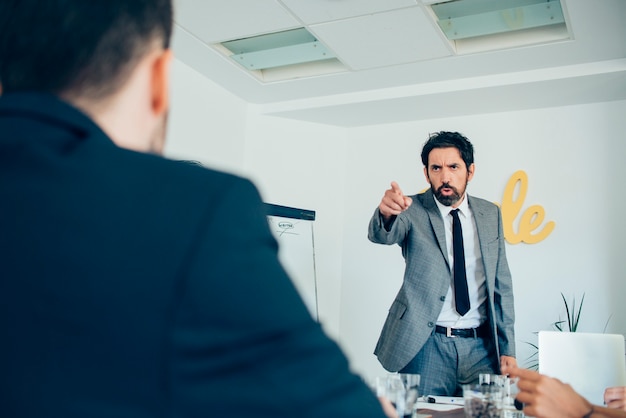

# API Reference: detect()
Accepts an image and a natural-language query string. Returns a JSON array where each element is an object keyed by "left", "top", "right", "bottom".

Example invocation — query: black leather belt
[{"left": 435, "top": 324, "right": 488, "bottom": 338}]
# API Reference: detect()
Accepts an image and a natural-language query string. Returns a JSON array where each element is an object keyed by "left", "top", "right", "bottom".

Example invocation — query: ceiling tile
[
  {"left": 278, "top": 0, "right": 419, "bottom": 24},
  {"left": 172, "top": 0, "right": 626, "bottom": 125},
  {"left": 310, "top": 7, "right": 452, "bottom": 71},
  {"left": 174, "top": 0, "right": 301, "bottom": 43}
]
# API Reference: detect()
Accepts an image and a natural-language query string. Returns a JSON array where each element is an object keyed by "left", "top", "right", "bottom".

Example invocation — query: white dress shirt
[{"left": 433, "top": 194, "right": 487, "bottom": 329}]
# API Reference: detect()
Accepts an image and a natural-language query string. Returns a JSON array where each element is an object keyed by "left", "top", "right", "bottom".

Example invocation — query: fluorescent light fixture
[
  {"left": 431, "top": 0, "right": 566, "bottom": 41},
  {"left": 220, "top": 28, "right": 335, "bottom": 71}
]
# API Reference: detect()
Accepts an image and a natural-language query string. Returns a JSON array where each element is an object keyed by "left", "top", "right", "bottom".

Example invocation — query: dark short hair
[
  {"left": 0, "top": 0, "right": 173, "bottom": 99},
  {"left": 420, "top": 131, "right": 474, "bottom": 169}
]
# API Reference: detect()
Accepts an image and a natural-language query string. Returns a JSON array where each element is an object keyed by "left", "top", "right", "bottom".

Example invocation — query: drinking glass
[
  {"left": 398, "top": 373, "right": 421, "bottom": 417},
  {"left": 479, "top": 373, "right": 503, "bottom": 387},
  {"left": 374, "top": 375, "right": 406, "bottom": 416},
  {"left": 463, "top": 381, "right": 504, "bottom": 418},
  {"left": 373, "top": 374, "right": 421, "bottom": 418},
  {"left": 501, "top": 376, "right": 524, "bottom": 418}
]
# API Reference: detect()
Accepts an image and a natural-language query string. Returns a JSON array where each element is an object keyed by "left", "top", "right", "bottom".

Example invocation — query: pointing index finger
[{"left": 390, "top": 181, "right": 403, "bottom": 195}]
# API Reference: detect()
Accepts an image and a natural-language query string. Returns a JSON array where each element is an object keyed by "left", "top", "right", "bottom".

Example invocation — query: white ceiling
[{"left": 172, "top": 0, "right": 626, "bottom": 127}]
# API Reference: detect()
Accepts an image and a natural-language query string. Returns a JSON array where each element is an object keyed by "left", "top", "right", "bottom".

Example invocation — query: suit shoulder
[
  {"left": 468, "top": 195, "right": 501, "bottom": 213},
  {"left": 469, "top": 195, "right": 496, "bottom": 205},
  {"left": 111, "top": 152, "right": 263, "bottom": 217},
  {"left": 412, "top": 189, "right": 435, "bottom": 209},
  {"left": 132, "top": 153, "right": 257, "bottom": 194}
]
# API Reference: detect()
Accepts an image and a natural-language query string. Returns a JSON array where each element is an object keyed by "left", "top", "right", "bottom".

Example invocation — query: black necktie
[{"left": 451, "top": 209, "right": 470, "bottom": 316}]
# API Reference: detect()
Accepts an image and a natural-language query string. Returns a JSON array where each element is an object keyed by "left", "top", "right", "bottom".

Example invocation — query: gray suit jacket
[{"left": 368, "top": 188, "right": 515, "bottom": 372}]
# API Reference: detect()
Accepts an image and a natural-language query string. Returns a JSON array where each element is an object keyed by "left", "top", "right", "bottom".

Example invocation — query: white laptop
[{"left": 538, "top": 331, "right": 626, "bottom": 405}]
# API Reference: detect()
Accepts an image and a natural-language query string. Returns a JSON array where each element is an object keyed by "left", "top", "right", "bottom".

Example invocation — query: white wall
[
  {"left": 165, "top": 58, "right": 626, "bottom": 382},
  {"left": 242, "top": 110, "right": 348, "bottom": 339},
  {"left": 165, "top": 59, "right": 248, "bottom": 174}
]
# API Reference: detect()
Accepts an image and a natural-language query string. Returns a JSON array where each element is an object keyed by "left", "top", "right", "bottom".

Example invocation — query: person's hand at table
[
  {"left": 509, "top": 367, "right": 626, "bottom": 418},
  {"left": 499, "top": 355, "right": 517, "bottom": 375},
  {"left": 605, "top": 387, "right": 626, "bottom": 411},
  {"left": 378, "top": 396, "right": 398, "bottom": 418},
  {"left": 509, "top": 366, "right": 593, "bottom": 418}
]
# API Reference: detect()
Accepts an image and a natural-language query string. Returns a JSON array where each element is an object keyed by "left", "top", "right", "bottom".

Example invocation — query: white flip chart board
[{"left": 264, "top": 204, "right": 318, "bottom": 321}]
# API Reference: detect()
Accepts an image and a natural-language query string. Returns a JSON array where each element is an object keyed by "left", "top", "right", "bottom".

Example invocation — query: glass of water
[
  {"left": 501, "top": 376, "right": 524, "bottom": 418},
  {"left": 398, "top": 373, "right": 421, "bottom": 417},
  {"left": 463, "top": 381, "right": 504, "bottom": 418},
  {"left": 373, "top": 373, "right": 421, "bottom": 418}
]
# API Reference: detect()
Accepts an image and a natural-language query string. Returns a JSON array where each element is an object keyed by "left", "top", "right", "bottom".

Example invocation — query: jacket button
[
  {"left": 428, "top": 322, "right": 434, "bottom": 328},
  {"left": 440, "top": 296, "right": 446, "bottom": 301}
]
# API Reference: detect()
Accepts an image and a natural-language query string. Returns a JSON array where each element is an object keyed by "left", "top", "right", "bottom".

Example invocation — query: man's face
[{"left": 423, "top": 147, "right": 474, "bottom": 208}]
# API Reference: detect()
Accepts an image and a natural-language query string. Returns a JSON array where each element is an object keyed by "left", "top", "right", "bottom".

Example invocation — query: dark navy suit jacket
[{"left": 0, "top": 93, "right": 385, "bottom": 418}]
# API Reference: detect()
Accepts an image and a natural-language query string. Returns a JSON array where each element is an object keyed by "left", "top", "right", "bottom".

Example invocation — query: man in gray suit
[{"left": 368, "top": 131, "right": 516, "bottom": 396}]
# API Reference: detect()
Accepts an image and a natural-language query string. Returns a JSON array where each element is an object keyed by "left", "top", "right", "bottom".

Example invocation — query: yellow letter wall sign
[{"left": 500, "top": 170, "right": 555, "bottom": 244}]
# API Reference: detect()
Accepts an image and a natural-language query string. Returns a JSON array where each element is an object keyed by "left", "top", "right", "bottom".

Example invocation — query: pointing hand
[{"left": 379, "top": 181, "right": 412, "bottom": 219}]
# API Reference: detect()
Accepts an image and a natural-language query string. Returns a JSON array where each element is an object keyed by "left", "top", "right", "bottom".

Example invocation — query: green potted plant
[{"left": 524, "top": 292, "right": 590, "bottom": 370}]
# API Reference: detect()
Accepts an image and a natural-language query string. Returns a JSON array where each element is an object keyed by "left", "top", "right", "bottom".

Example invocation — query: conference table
[
  {"left": 415, "top": 409, "right": 464, "bottom": 417},
  {"left": 414, "top": 401, "right": 464, "bottom": 417}
]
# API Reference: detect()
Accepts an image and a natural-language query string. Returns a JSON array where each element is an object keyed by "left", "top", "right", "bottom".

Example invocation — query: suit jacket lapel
[
  {"left": 468, "top": 196, "right": 496, "bottom": 291},
  {"left": 421, "top": 189, "right": 450, "bottom": 268}
]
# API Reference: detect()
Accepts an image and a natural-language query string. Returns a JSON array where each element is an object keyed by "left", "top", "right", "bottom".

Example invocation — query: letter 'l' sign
[{"left": 500, "top": 170, "right": 555, "bottom": 244}]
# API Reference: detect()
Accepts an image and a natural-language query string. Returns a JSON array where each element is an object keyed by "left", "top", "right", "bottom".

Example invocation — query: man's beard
[{"left": 434, "top": 181, "right": 466, "bottom": 206}]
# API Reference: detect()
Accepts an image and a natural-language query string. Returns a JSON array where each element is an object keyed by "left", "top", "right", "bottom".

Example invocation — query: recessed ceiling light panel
[
  {"left": 429, "top": 0, "right": 569, "bottom": 53},
  {"left": 214, "top": 27, "right": 345, "bottom": 82}
]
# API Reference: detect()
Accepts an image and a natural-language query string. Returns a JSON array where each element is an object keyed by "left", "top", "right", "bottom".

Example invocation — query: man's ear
[
  {"left": 467, "top": 163, "right": 475, "bottom": 182},
  {"left": 150, "top": 48, "right": 173, "bottom": 116},
  {"left": 423, "top": 166, "right": 431, "bottom": 184}
]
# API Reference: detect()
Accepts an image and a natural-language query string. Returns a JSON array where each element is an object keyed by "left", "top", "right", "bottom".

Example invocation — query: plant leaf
[
  {"left": 553, "top": 320, "right": 565, "bottom": 332},
  {"left": 561, "top": 292, "right": 572, "bottom": 332},
  {"left": 603, "top": 314, "right": 613, "bottom": 333},
  {"left": 572, "top": 293, "right": 585, "bottom": 332}
]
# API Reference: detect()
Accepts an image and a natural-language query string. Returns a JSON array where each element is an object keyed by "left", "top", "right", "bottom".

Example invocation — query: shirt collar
[
  {"left": 433, "top": 191, "right": 470, "bottom": 219},
  {"left": 0, "top": 92, "right": 110, "bottom": 143}
]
